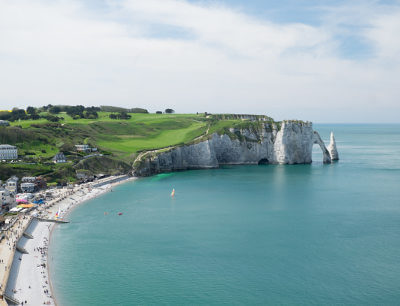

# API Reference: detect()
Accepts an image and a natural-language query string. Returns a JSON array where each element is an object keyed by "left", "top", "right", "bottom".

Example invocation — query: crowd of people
[
  {"left": 0, "top": 177, "right": 128, "bottom": 305},
  {"left": 0, "top": 185, "right": 93, "bottom": 305}
]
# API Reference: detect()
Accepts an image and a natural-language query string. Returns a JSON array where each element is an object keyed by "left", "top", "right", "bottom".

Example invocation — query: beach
[{"left": 0, "top": 175, "right": 135, "bottom": 305}]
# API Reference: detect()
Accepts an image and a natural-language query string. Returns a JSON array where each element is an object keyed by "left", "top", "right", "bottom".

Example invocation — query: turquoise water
[{"left": 50, "top": 124, "right": 400, "bottom": 305}]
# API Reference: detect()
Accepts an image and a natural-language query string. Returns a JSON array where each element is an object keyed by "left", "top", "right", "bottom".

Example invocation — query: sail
[
  {"left": 171, "top": 188, "right": 175, "bottom": 197},
  {"left": 55, "top": 208, "right": 61, "bottom": 219}
]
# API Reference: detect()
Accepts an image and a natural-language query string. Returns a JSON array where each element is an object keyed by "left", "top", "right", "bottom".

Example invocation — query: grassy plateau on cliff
[{"left": 0, "top": 111, "right": 276, "bottom": 183}]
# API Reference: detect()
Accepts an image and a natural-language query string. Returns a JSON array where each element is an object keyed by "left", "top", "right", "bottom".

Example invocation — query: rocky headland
[{"left": 133, "top": 120, "right": 339, "bottom": 177}]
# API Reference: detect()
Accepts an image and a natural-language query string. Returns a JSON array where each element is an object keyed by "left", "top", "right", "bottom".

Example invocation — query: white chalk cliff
[{"left": 133, "top": 121, "right": 337, "bottom": 176}]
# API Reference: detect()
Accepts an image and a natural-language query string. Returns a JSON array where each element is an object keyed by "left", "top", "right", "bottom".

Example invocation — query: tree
[
  {"left": 0, "top": 111, "right": 12, "bottom": 120},
  {"left": 42, "top": 104, "right": 53, "bottom": 111},
  {"left": 165, "top": 109, "right": 175, "bottom": 114},
  {"left": 86, "top": 106, "right": 101, "bottom": 112},
  {"left": 26, "top": 106, "right": 40, "bottom": 120},
  {"left": 109, "top": 112, "right": 131, "bottom": 120},
  {"left": 65, "top": 105, "right": 85, "bottom": 118},
  {"left": 44, "top": 114, "right": 60, "bottom": 122},
  {"left": 26, "top": 106, "right": 37, "bottom": 115},
  {"left": 119, "top": 111, "right": 131, "bottom": 119},
  {"left": 156, "top": 111, "right": 162, "bottom": 114},
  {"left": 130, "top": 108, "right": 148, "bottom": 113},
  {"left": 10, "top": 108, "right": 27, "bottom": 121},
  {"left": 30, "top": 114, "right": 40, "bottom": 120},
  {"left": 84, "top": 108, "right": 98, "bottom": 119},
  {"left": 85, "top": 112, "right": 98, "bottom": 119},
  {"left": 49, "top": 106, "right": 61, "bottom": 114}
]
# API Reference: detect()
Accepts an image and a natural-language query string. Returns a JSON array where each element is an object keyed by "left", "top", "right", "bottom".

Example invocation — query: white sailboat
[{"left": 55, "top": 207, "right": 61, "bottom": 220}]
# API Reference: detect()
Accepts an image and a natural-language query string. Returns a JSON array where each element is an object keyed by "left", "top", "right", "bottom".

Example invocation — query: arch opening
[
  {"left": 312, "top": 143, "right": 323, "bottom": 163},
  {"left": 313, "top": 131, "right": 332, "bottom": 164},
  {"left": 258, "top": 158, "right": 269, "bottom": 165}
]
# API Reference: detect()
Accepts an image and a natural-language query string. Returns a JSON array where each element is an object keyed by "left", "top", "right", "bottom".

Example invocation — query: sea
[{"left": 50, "top": 124, "right": 400, "bottom": 305}]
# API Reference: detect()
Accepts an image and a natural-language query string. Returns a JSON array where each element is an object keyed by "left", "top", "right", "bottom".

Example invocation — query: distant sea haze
[{"left": 50, "top": 124, "right": 400, "bottom": 305}]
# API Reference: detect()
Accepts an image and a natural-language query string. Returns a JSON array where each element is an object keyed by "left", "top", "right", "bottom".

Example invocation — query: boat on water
[
  {"left": 171, "top": 188, "right": 175, "bottom": 197},
  {"left": 55, "top": 207, "right": 63, "bottom": 220}
]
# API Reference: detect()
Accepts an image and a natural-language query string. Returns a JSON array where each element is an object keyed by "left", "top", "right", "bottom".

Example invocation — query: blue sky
[{"left": 0, "top": 0, "right": 400, "bottom": 122}]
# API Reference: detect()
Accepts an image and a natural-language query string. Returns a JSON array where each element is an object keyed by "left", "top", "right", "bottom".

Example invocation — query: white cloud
[
  {"left": 0, "top": 0, "right": 399, "bottom": 122},
  {"left": 367, "top": 9, "right": 400, "bottom": 60}
]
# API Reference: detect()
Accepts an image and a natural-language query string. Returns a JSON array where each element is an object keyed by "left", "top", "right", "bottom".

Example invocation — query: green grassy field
[
  {"left": 9, "top": 112, "right": 201, "bottom": 128},
  {"left": 4, "top": 113, "right": 274, "bottom": 159},
  {"left": 1, "top": 112, "right": 273, "bottom": 182},
  {"left": 97, "top": 121, "right": 207, "bottom": 155},
  {"left": 4, "top": 113, "right": 211, "bottom": 160}
]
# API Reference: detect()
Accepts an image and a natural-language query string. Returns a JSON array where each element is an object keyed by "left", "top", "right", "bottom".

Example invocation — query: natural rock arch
[{"left": 313, "top": 131, "right": 332, "bottom": 164}]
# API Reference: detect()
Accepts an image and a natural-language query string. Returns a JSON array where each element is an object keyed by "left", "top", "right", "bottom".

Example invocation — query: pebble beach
[{"left": 0, "top": 175, "right": 135, "bottom": 305}]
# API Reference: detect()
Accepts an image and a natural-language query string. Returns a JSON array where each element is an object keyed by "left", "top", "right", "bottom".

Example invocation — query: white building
[
  {"left": 75, "top": 144, "right": 91, "bottom": 153},
  {"left": 0, "top": 187, "right": 15, "bottom": 210},
  {"left": 20, "top": 182, "right": 36, "bottom": 193},
  {"left": 0, "top": 144, "right": 18, "bottom": 160},
  {"left": 6, "top": 176, "right": 18, "bottom": 193},
  {"left": 21, "top": 177, "right": 36, "bottom": 183}
]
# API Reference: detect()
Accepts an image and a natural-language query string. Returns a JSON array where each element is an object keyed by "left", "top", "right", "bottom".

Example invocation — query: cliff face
[{"left": 133, "top": 121, "right": 335, "bottom": 177}]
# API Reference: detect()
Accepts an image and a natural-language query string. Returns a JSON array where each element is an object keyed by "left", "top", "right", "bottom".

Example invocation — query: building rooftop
[
  {"left": 53, "top": 152, "right": 66, "bottom": 160},
  {"left": 0, "top": 144, "right": 16, "bottom": 149}
]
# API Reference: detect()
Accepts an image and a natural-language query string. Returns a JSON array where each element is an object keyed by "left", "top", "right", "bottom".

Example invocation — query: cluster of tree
[
  {"left": 84, "top": 107, "right": 99, "bottom": 119},
  {"left": 155, "top": 109, "right": 175, "bottom": 114},
  {"left": 101, "top": 106, "right": 148, "bottom": 113},
  {"left": 0, "top": 108, "right": 29, "bottom": 122},
  {"left": 43, "top": 114, "right": 64, "bottom": 122},
  {"left": 26, "top": 107, "right": 41, "bottom": 119},
  {"left": 0, "top": 105, "right": 101, "bottom": 123},
  {"left": 49, "top": 105, "right": 100, "bottom": 119},
  {"left": 0, "top": 105, "right": 174, "bottom": 123},
  {"left": 109, "top": 111, "right": 132, "bottom": 120}
]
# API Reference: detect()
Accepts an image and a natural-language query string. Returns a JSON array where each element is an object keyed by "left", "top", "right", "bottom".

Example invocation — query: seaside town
[
  {"left": 0, "top": 138, "right": 133, "bottom": 305},
  {"left": 1, "top": 140, "right": 104, "bottom": 213}
]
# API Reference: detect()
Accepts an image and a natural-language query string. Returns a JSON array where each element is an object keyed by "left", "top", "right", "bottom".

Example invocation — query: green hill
[{"left": 0, "top": 112, "right": 275, "bottom": 184}]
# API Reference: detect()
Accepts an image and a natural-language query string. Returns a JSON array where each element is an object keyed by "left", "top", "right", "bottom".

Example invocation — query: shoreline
[{"left": 1, "top": 175, "right": 136, "bottom": 305}]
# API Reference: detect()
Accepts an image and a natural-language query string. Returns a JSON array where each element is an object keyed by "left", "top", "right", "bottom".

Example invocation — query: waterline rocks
[
  {"left": 134, "top": 140, "right": 218, "bottom": 177},
  {"left": 133, "top": 121, "right": 336, "bottom": 176}
]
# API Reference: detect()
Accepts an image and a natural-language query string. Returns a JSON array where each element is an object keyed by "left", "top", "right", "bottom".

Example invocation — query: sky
[{"left": 0, "top": 0, "right": 399, "bottom": 122}]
